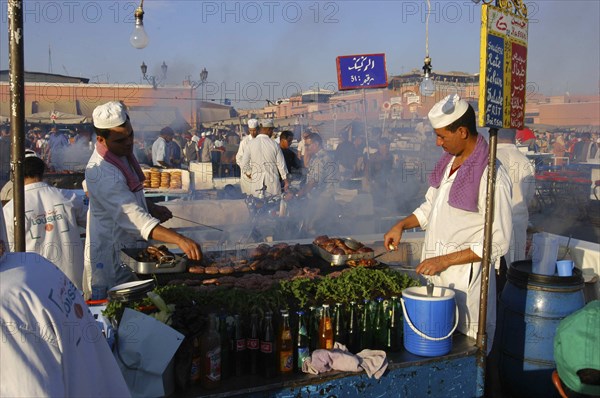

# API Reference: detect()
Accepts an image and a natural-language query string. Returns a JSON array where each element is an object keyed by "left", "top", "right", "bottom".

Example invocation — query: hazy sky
[{"left": 1, "top": 0, "right": 598, "bottom": 107}]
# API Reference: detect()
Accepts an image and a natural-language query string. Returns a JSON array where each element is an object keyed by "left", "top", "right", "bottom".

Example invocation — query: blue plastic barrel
[
  {"left": 401, "top": 286, "right": 458, "bottom": 357},
  {"left": 496, "top": 260, "right": 585, "bottom": 398}
]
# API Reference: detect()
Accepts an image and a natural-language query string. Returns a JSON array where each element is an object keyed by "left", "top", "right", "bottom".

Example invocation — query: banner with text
[
  {"left": 478, "top": 5, "right": 528, "bottom": 129},
  {"left": 336, "top": 53, "right": 388, "bottom": 91}
]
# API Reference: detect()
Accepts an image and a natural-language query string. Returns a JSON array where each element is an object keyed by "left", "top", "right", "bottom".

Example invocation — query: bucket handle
[{"left": 401, "top": 297, "right": 459, "bottom": 341}]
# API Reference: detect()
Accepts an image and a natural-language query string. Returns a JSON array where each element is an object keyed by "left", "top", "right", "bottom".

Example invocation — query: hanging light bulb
[
  {"left": 420, "top": 56, "right": 435, "bottom": 96},
  {"left": 419, "top": 0, "right": 435, "bottom": 97},
  {"left": 130, "top": 1, "right": 149, "bottom": 49}
]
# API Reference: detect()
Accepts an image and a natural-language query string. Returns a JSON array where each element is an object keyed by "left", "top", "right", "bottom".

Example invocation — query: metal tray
[
  {"left": 120, "top": 248, "right": 188, "bottom": 274},
  {"left": 311, "top": 240, "right": 374, "bottom": 266}
]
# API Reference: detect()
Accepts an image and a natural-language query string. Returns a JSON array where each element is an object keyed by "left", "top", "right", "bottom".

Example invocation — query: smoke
[{"left": 157, "top": 122, "right": 440, "bottom": 246}]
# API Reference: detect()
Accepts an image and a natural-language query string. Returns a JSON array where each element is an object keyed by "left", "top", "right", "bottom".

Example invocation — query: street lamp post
[
  {"left": 188, "top": 67, "right": 208, "bottom": 129},
  {"left": 140, "top": 61, "right": 168, "bottom": 89}
]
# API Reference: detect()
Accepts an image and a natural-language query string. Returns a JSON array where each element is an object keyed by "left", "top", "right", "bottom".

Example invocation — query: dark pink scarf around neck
[
  {"left": 95, "top": 142, "right": 145, "bottom": 192},
  {"left": 428, "top": 134, "right": 489, "bottom": 212}
]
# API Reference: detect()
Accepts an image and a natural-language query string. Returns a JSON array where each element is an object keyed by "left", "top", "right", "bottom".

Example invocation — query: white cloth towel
[{"left": 302, "top": 342, "right": 388, "bottom": 380}]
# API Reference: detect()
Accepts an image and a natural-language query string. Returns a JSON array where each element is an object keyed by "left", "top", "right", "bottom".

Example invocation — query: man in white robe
[
  {"left": 0, "top": 252, "right": 131, "bottom": 397},
  {"left": 240, "top": 119, "right": 289, "bottom": 198},
  {"left": 235, "top": 118, "right": 259, "bottom": 195},
  {"left": 496, "top": 128, "right": 535, "bottom": 265},
  {"left": 384, "top": 95, "right": 512, "bottom": 351},
  {"left": 85, "top": 102, "right": 203, "bottom": 299}
]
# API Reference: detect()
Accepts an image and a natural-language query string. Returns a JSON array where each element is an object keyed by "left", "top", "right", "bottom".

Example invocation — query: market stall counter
[
  {"left": 106, "top": 234, "right": 482, "bottom": 398},
  {"left": 179, "top": 334, "right": 479, "bottom": 398}
]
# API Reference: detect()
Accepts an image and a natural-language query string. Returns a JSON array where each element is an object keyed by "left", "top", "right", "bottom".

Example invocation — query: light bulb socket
[
  {"left": 422, "top": 56, "right": 432, "bottom": 76},
  {"left": 134, "top": 6, "right": 144, "bottom": 21}
]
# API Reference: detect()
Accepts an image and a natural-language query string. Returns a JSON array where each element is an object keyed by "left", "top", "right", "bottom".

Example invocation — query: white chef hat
[
  {"left": 261, "top": 119, "right": 274, "bottom": 128},
  {"left": 428, "top": 94, "right": 469, "bottom": 129},
  {"left": 247, "top": 118, "right": 258, "bottom": 129},
  {"left": 25, "top": 149, "right": 38, "bottom": 158},
  {"left": 93, "top": 101, "right": 128, "bottom": 129}
]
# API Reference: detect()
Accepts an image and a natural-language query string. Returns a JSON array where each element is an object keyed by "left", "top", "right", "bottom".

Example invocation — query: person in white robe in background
[
  {"left": 240, "top": 119, "right": 289, "bottom": 198},
  {"left": 235, "top": 118, "right": 259, "bottom": 195},
  {"left": 3, "top": 152, "right": 87, "bottom": 290},
  {"left": 496, "top": 128, "right": 535, "bottom": 265}
]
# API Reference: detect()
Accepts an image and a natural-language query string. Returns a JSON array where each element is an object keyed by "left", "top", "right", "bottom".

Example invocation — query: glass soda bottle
[
  {"left": 319, "top": 304, "right": 334, "bottom": 349},
  {"left": 246, "top": 313, "right": 260, "bottom": 375},
  {"left": 387, "top": 296, "right": 400, "bottom": 352},
  {"left": 219, "top": 314, "right": 231, "bottom": 379},
  {"left": 359, "top": 299, "right": 372, "bottom": 350},
  {"left": 189, "top": 335, "right": 202, "bottom": 384},
  {"left": 279, "top": 312, "right": 294, "bottom": 374},
  {"left": 346, "top": 301, "right": 359, "bottom": 353},
  {"left": 260, "top": 311, "right": 276, "bottom": 378},
  {"left": 295, "top": 310, "right": 310, "bottom": 372},
  {"left": 333, "top": 302, "right": 346, "bottom": 346},
  {"left": 232, "top": 314, "right": 246, "bottom": 376},
  {"left": 308, "top": 306, "right": 320, "bottom": 352},
  {"left": 373, "top": 297, "right": 387, "bottom": 350},
  {"left": 200, "top": 314, "right": 221, "bottom": 389}
]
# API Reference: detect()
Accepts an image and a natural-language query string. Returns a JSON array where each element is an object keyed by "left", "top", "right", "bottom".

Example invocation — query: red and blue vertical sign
[{"left": 479, "top": 5, "right": 529, "bottom": 129}]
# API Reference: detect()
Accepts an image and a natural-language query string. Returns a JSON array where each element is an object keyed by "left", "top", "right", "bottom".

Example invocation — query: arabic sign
[
  {"left": 478, "top": 5, "right": 528, "bottom": 129},
  {"left": 336, "top": 53, "right": 388, "bottom": 91}
]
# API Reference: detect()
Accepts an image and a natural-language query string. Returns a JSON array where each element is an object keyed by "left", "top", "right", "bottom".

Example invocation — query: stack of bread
[
  {"left": 143, "top": 170, "right": 152, "bottom": 188},
  {"left": 159, "top": 171, "right": 171, "bottom": 189},
  {"left": 169, "top": 171, "right": 182, "bottom": 189},
  {"left": 149, "top": 168, "right": 161, "bottom": 188}
]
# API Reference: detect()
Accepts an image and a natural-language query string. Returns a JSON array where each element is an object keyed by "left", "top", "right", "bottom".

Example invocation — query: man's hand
[
  {"left": 383, "top": 224, "right": 404, "bottom": 251},
  {"left": 416, "top": 257, "right": 450, "bottom": 276},
  {"left": 148, "top": 202, "right": 173, "bottom": 223},
  {"left": 383, "top": 214, "right": 420, "bottom": 251},
  {"left": 176, "top": 236, "right": 203, "bottom": 261}
]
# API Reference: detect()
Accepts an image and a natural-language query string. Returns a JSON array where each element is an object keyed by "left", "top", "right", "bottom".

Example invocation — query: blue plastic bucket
[
  {"left": 401, "top": 286, "right": 458, "bottom": 357},
  {"left": 496, "top": 260, "right": 585, "bottom": 398}
]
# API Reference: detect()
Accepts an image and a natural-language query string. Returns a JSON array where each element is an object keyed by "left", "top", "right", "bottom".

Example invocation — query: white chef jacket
[
  {"left": 84, "top": 150, "right": 159, "bottom": 299},
  {"left": 0, "top": 252, "right": 131, "bottom": 398},
  {"left": 413, "top": 160, "right": 512, "bottom": 349},
  {"left": 497, "top": 143, "right": 535, "bottom": 264},
  {"left": 240, "top": 134, "right": 288, "bottom": 197},
  {"left": 3, "top": 182, "right": 87, "bottom": 290},
  {"left": 235, "top": 135, "right": 254, "bottom": 195},
  {"left": 151, "top": 136, "right": 167, "bottom": 166}
]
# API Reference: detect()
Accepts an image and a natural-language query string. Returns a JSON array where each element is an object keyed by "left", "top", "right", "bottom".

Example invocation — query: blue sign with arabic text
[{"left": 336, "top": 53, "right": 388, "bottom": 91}]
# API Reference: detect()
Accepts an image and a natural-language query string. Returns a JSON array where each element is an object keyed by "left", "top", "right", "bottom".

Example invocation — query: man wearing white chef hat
[
  {"left": 240, "top": 118, "right": 289, "bottom": 197},
  {"left": 236, "top": 118, "right": 259, "bottom": 195},
  {"left": 384, "top": 94, "right": 512, "bottom": 352},
  {"left": 85, "top": 101, "right": 203, "bottom": 300}
]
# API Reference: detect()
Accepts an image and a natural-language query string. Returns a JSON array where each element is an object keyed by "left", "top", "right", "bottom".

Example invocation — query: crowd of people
[{"left": 528, "top": 130, "right": 600, "bottom": 165}]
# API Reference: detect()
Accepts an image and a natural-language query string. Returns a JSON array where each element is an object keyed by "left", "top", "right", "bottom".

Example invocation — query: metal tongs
[
  {"left": 156, "top": 253, "right": 176, "bottom": 268},
  {"left": 147, "top": 245, "right": 177, "bottom": 268}
]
